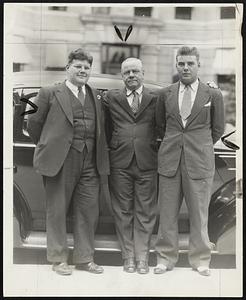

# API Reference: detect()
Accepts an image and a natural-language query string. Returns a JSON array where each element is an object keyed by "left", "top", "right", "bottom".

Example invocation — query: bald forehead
[{"left": 121, "top": 58, "right": 143, "bottom": 71}]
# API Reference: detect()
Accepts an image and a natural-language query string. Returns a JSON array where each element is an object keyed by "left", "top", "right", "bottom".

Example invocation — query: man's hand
[{"left": 206, "top": 81, "right": 219, "bottom": 89}]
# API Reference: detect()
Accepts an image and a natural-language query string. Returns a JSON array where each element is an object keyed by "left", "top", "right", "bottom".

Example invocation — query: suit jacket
[
  {"left": 104, "top": 87, "right": 158, "bottom": 170},
  {"left": 27, "top": 82, "right": 109, "bottom": 177},
  {"left": 156, "top": 80, "right": 225, "bottom": 179}
]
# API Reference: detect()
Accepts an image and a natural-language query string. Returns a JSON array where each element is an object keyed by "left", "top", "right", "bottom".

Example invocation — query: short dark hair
[
  {"left": 176, "top": 46, "right": 200, "bottom": 61},
  {"left": 67, "top": 48, "right": 93, "bottom": 66}
]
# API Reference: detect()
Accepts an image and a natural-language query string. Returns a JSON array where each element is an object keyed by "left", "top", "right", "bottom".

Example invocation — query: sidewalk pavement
[{"left": 4, "top": 264, "right": 242, "bottom": 297}]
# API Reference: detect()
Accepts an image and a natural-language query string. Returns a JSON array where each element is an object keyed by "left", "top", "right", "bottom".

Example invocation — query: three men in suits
[
  {"left": 27, "top": 49, "right": 109, "bottom": 275},
  {"left": 104, "top": 58, "right": 158, "bottom": 274},
  {"left": 154, "top": 46, "right": 225, "bottom": 276}
]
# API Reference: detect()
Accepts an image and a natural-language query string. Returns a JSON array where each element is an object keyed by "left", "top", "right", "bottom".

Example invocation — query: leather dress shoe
[
  {"left": 76, "top": 262, "right": 104, "bottom": 274},
  {"left": 136, "top": 261, "right": 149, "bottom": 274},
  {"left": 52, "top": 262, "right": 72, "bottom": 275},
  {"left": 123, "top": 258, "right": 136, "bottom": 273},
  {"left": 196, "top": 266, "right": 211, "bottom": 276}
]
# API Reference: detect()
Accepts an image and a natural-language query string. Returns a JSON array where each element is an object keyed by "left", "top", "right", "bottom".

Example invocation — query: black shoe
[
  {"left": 76, "top": 262, "right": 104, "bottom": 274},
  {"left": 123, "top": 258, "right": 136, "bottom": 273},
  {"left": 136, "top": 260, "right": 149, "bottom": 274}
]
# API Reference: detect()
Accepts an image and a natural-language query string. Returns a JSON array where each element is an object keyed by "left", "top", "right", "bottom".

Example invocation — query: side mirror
[{"left": 221, "top": 130, "right": 240, "bottom": 150}]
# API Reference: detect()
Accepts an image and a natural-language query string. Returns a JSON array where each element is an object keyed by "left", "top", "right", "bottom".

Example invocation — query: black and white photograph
[{"left": 3, "top": 3, "right": 243, "bottom": 297}]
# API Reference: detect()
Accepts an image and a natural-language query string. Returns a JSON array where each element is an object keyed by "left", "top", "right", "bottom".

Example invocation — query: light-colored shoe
[
  {"left": 52, "top": 262, "right": 72, "bottom": 275},
  {"left": 153, "top": 264, "right": 168, "bottom": 274},
  {"left": 196, "top": 266, "right": 211, "bottom": 276}
]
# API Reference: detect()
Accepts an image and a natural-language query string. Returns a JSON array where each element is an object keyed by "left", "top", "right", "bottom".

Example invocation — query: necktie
[
  {"left": 180, "top": 85, "right": 192, "bottom": 120},
  {"left": 77, "top": 86, "right": 85, "bottom": 106},
  {"left": 131, "top": 91, "right": 140, "bottom": 114}
]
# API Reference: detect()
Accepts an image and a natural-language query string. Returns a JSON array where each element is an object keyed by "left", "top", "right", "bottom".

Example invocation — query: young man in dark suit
[
  {"left": 104, "top": 58, "right": 158, "bottom": 274},
  {"left": 154, "top": 46, "right": 225, "bottom": 276},
  {"left": 27, "top": 49, "right": 109, "bottom": 275}
]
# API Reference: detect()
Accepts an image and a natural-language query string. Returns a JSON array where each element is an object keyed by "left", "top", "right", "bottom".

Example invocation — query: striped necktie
[
  {"left": 77, "top": 86, "right": 85, "bottom": 106},
  {"left": 180, "top": 85, "right": 192, "bottom": 120},
  {"left": 131, "top": 91, "right": 140, "bottom": 114}
]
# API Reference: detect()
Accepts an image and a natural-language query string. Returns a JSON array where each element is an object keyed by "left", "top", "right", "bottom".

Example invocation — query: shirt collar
[
  {"left": 66, "top": 80, "right": 86, "bottom": 94},
  {"left": 126, "top": 85, "right": 143, "bottom": 97},
  {"left": 180, "top": 79, "right": 199, "bottom": 92}
]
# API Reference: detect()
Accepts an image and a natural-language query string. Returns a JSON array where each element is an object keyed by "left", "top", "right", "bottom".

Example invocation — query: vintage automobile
[{"left": 13, "top": 71, "right": 237, "bottom": 259}]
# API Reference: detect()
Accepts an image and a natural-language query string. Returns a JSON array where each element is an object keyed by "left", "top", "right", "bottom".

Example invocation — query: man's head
[
  {"left": 176, "top": 46, "right": 200, "bottom": 85},
  {"left": 66, "top": 48, "right": 93, "bottom": 87},
  {"left": 121, "top": 58, "right": 144, "bottom": 91}
]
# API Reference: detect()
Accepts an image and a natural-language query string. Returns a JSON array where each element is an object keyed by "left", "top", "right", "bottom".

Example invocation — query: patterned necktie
[
  {"left": 180, "top": 85, "right": 192, "bottom": 120},
  {"left": 131, "top": 91, "right": 140, "bottom": 114},
  {"left": 77, "top": 86, "right": 85, "bottom": 106}
]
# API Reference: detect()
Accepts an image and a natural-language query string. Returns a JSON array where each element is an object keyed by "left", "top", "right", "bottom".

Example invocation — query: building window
[
  {"left": 220, "top": 7, "right": 236, "bottom": 19},
  {"left": 45, "top": 44, "right": 67, "bottom": 71},
  {"left": 92, "top": 7, "right": 110, "bottom": 15},
  {"left": 102, "top": 44, "right": 140, "bottom": 75},
  {"left": 13, "top": 63, "right": 25, "bottom": 72},
  {"left": 217, "top": 75, "right": 236, "bottom": 126},
  {"left": 175, "top": 7, "right": 192, "bottom": 20},
  {"left": 134, "top": 7, "right": 152, "bottom": 17},
  {"left": 48, "top": 6, "right": 67, "bottom": 11}
]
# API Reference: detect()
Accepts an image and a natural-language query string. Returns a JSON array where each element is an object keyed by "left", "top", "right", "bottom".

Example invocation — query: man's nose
[
  {"left": 129, "top": 70, "right": 134, "bottom": 76},
  {"left": 183, "top": 63, "right": 189, "bottom": 70}
]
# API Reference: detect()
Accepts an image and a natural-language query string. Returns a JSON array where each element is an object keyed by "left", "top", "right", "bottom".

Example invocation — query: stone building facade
[{"left": 6, "top": 4, "right": 241, "bottom": 125}]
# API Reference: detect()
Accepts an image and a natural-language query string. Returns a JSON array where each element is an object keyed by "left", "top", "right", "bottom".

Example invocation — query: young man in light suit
[
  {"left": 104, "top": 58, "right": 158, "bottom": 274},
  {"left": 154, "top": 46, "right": 225, "bottom": 276},
  {"left": 27, "top": 49, "right": 109, "bottom": 275}
]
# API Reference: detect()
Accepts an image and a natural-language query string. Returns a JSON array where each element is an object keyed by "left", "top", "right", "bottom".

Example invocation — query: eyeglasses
[{"left": 221, "top": 130, "right": 240, "bottom": 150}]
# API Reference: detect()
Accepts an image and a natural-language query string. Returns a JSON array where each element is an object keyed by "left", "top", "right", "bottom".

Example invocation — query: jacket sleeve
[
  {"left": 155, "top": 89, "right": 166, "bottom": 141},
  {"left": 210, "top": 88, "right": 225, "bottom": 144},
  {"left": 27, "top": 87, "right": 50, "bottom": 144}
]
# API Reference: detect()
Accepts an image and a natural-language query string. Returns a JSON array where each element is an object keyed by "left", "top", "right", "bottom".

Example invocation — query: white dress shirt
[
  {"left": 178, "top": 79, "right": 199, "bottom": 126},
  {"left": 126, "top": 85, "right": 143, "bottom": 106},
  {"left": 66, "top": 80, "right": 86, "bottom": 99}
]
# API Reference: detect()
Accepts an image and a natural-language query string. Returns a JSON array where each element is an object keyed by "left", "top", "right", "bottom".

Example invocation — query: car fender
[
  {"left": 208, "top": 179, "right": 236, "bottom": 254},
  {"left": 13, "top": 182, "right": 33, "bottom": 242}
]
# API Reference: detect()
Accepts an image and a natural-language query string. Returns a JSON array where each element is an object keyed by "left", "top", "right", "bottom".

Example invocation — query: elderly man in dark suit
[
  {"left": 154, "top": 46, "right": 225, "bottom": 276},
  {"left": 104, "top": 58, "right": 158, "bottom": 274},
  {"left": 27, "top": 48, "right": 109, "bottom": 275}
]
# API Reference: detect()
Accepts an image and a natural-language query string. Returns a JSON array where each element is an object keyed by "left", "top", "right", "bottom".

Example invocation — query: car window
[
  {"left": 22, "top": 92, "right": 37, "bottom": 136},
  {"left": 13, "top": 88, "right": 39, "bottom": 138}
]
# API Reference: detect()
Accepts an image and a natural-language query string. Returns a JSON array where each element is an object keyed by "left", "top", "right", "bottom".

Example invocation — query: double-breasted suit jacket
[
  {"left": 156, "top": 80, "right": 225, "bottom": 179},
  {"left": 105, "top": 87, "right": 159, "bottom": 170},
  {"left": 28, "top": 82, "right": 109, "bottom": 177}
]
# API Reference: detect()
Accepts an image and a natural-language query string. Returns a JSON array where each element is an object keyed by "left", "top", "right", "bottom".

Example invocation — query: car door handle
[{"left": 14, "top": 165, "right": 17, "bottom": 173}]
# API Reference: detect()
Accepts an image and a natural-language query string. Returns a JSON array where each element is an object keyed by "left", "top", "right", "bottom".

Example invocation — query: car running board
[{"left": 16, "top": 231, "right": 218, "bottom": 253}]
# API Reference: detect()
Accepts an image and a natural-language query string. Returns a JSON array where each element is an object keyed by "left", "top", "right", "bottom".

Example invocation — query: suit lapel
[
  {"left": 87, "top": 85, "right": 101, "bottom": 137},
  {"left": 166, "top": 82, "right": 183, "bottom": 128},
  {"left": 185, "top": 81, "right": 210, "bottom": 127},
  {"left": 135, "top": 87, "right": 154, "bottom": 118},
  {"left": 55, "top": 82, "right": 73, "bottom": 125},
  {"left": 115, "top": 89, "right": 135, "bottom": 117}
]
